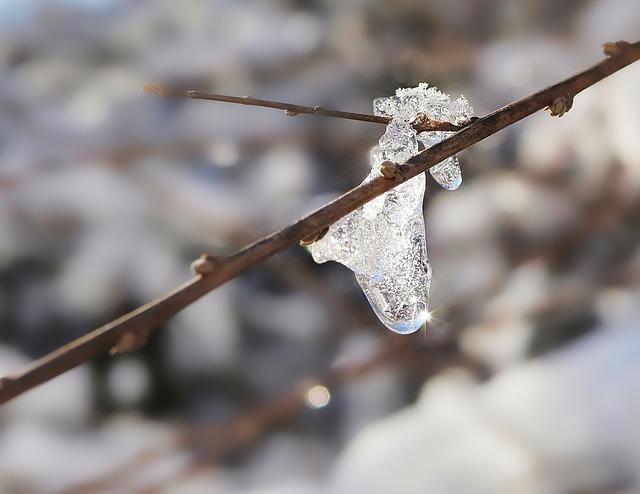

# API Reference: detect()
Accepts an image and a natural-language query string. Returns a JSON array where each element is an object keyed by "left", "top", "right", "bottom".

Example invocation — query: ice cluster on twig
[{"left": 309, "top": 84, "right": 473, "bottom": 333}]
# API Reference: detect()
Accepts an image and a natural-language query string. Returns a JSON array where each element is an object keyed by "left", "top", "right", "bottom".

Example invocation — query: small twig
[
  {"left": 0, "top": 41, "right": 638, "bottom": 406},
  {"left": 59, "top": 337, "right": 416, "bottom": 494},
  {"left": 142, "top": 82, "right": 465, "bottom": 132},
  {"left": 62, "top": 253, "right": 607, "bottom": 494}
]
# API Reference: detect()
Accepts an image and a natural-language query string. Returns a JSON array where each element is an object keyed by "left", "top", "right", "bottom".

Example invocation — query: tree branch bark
[
  {"left": 142, "top": 82, "right": 467, "bottom": 132},
  {"left": 1, "top": 41, "right": 638, "bottom": 406}
]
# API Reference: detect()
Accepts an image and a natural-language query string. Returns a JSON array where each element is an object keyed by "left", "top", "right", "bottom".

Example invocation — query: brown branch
[
  {"left": 142, "top": 82, "right": 466, "bottom": 132},
  {"left": 138, "top": 341, "right": 458, "bottom": 494},
  {"left": 59, "top": 336, "right": 418, "bottom": 494},
  {"left": 1, "top": 41, "right": 638, "bottom": 406},
  {"left": 62, "top": 245, "right": 607, "bottom": 494}
]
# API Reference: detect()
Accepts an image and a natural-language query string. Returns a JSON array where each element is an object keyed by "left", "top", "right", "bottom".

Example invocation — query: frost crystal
[{"left": 309, "top": 84, "right": 473, "bottom": 334}]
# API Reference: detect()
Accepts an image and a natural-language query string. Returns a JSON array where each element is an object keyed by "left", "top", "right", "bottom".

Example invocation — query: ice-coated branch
[
  {"left": 0, "top": 41, "right": 638, "bottom": 406},
  {"left": 142, "top": 82, "right": 466, "bottom": 132}
]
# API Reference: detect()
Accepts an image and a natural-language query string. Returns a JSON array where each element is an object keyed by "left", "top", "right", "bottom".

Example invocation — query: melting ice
[{"left": 309, "top": 84, "right": 473, "bottom": 334}]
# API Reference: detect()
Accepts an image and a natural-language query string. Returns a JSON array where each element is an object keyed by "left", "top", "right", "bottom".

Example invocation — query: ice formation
[{"left": 309, "top": 84, "right": 473, "bottom": 334}]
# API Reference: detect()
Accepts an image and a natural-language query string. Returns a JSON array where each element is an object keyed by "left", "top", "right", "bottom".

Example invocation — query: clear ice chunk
[{"left": 308, "top": 84, "right": 473, "bottom": 334}]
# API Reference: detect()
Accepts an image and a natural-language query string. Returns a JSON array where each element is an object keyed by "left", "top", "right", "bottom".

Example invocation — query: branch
[
  {"left": 142, "top": 82, "right": 466, "bottom": 132},
  {"left": 59, "top": 336, "right": 422, "bottom": 494},
  {"left": 63, "top": 239, "right": 601, "bottom": 494},
  {"left": 1, "top": 41, "right": 638, "bottom": 406}
]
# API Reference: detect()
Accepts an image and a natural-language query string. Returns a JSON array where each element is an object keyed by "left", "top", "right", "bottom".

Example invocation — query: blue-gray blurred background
[{"left": 1, "top": 1, "right": 640, "bottom": 493}]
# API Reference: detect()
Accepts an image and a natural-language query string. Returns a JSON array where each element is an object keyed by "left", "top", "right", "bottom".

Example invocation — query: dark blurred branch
[
  {"left": 142, "top": 82, "right": 466, "bottom": 132},
  {"left": 61, "top": 258, "right": 602, "bottom": 494},
  {"left": 0, "top": 41, "right": 638, "bottom": 406},
  {"left": 59, "top": 336, "right": 421, "bottom": 494},
  {"left": 64, "top": 326, "right": 486, "bottom": 494}
]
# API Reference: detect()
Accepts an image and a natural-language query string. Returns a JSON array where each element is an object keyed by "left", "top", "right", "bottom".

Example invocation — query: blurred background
[{"left": 1, "top": 0, "right": 640, "bottom": 492}]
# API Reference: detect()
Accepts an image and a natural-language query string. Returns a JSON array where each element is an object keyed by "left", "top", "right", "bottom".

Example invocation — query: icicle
[{"left": 308, "top": 84, "right": 473, "bottom": 334}]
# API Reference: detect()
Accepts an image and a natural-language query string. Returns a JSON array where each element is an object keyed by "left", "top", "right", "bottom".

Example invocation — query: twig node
[
  {"left": 300, "top": 227, "right": 329, "bottom": 247},
  {"left": 380, "top": 161, "right": 399, "bottom": 179},
  {"left": 191, "top": 254, "right": 220, "bottom": 276},
  {"left": 602, "top": 41, "right": 631, "bottom": 57},
  {"left": 110, "top": 330, "right": 151, "bottom": 356},
  {"left": 546, "top": 95, "right": 573, "bottom": 117}
]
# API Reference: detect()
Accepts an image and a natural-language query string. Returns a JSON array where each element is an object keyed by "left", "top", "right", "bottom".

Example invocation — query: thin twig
[
  {"left": 59, "top": 337, "right": 418, "bottom": 494},
  {"left": 142, "top": 82, "right": 466, "bottom": 132},
  {"left": 63, "top": 250, "right": 611, "bottom": 494},
  {"left": 0, "top": 41, "right": 638, "bottom": 405}
]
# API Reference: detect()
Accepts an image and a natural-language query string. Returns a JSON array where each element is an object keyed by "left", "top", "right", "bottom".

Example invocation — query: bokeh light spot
[{"left": 304, "top": 384, "right": 331, "bottom": 409}]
